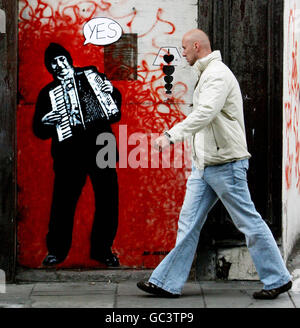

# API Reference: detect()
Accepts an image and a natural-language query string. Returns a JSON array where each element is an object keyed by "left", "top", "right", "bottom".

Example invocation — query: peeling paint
[
  {"left": 291, "top": 269, "right": 300, "bottom": 292},
  {"left": 0, "top": 269, "right": 5, "bottom": 293},
  {"left": 216, "top": 256, "right": 232, "bottom": 280},
  {"left": 0, "top": 8, "right": 6, "bottom": 33}
]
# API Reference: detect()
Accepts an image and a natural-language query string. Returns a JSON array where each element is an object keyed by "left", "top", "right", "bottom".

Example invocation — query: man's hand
[
  {"left": 101, "top": 80, "right": 113, "bottom": 93},
  {"left": 153, "top": 134, "right": 171, "bottom": 152},
  {"left": 42, "top": 111, "right": 62, "bottom": 125}
]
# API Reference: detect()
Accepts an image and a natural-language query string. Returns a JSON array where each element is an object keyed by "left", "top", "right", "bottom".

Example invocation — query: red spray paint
[
  {"left": 17, "top": 0, "right": 189, "bottom": 268},
  {"left": 284, "top": 3, "right": 300, "bottom": 193}
]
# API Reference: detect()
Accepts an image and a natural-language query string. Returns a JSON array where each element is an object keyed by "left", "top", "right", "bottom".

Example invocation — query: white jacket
[{"left": 166, "top": 50, "right": 251, "bottom": 169}]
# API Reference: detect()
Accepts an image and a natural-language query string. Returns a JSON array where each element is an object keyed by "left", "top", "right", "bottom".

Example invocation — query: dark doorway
[
  {"left": 197, "top": 0, "right": 283, "bottom": 245},
  {"left": 0, "top": 0, "right": 18, "bottom": 282}
]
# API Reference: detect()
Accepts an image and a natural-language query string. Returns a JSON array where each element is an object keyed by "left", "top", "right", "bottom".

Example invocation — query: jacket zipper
[{"left": 211, "top": 124, "right": 220, "bottom": 151}]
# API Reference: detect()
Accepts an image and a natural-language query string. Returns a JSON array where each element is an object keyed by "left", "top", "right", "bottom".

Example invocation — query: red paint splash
[
  {"left": 284, "top": 2, "right": 300, "bottom": 192},
  {"left": 17, "top": 0, "right": 189, "bottom": 268}
]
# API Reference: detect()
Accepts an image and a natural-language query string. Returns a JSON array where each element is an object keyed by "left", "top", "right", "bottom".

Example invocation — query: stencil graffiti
[
  {"left": 17, "top": 0, "right": 191, "bottom": 268},
  {"left": 162, "top": 51, "right": 175, "bottom": 94},
  {"left": 153, "top": 47, "right": 181, "bottom": 95},
  {"left": 33, "top": 42, "right": 122, "bottom": 267}
]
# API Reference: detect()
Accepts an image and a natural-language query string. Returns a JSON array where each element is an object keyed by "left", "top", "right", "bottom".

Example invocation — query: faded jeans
[{"left": 149, "top": 159, "right": 291, "bottom": 294}]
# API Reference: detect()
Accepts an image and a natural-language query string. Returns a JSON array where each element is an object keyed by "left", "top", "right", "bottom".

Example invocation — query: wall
[
  {"left": 17, "top": 0, "right": 197, "bottom": 268},
  {"left": 283, "top": 0, "right": 300, "bottom": 260}
]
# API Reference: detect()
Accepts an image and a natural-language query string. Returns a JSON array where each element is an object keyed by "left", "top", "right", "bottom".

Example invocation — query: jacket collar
[{"left": 193, "top": 50, "right": 222, "bottom": 75}]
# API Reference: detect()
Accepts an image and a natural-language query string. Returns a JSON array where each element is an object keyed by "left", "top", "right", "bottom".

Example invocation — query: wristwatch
[{"left": 164, "top": 131, "right": 174, "bottom": 144}]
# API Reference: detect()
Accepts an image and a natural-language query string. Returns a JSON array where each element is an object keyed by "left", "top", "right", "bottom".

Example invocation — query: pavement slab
[
  {"left": 116, "top": 281, "right": 204, "bottom": 308},
  {"left": 199, "top": 281, "right": 295, "bottom": 308},
  {"left": 289, "top": 291, "right": 300, "bottom": 308},
  {"left": 30, "top": 282, "right": 117, "bottom": 308},
  {"left": 0, "top": 284, "right": 34, "bottom": 308},
  {"left": 0, "top": 279, "right": 299, "bottom": 309}
]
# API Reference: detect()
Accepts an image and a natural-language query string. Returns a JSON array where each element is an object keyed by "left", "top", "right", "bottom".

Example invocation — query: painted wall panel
[
  {"left": 283, "top": 0, "right": 300, "bottom": 260},
  {"left": 17, "top": 0, "right": 197, "bottom": 268}
]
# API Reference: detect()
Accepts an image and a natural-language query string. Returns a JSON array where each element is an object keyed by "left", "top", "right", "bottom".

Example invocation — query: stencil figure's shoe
[{"left": 42, "top": 254, "right": 64, "bottom": 266}]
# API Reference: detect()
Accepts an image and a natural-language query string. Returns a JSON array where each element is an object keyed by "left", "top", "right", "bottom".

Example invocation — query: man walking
[{"left": 137, "top": 29, "right": 292, "bottom": 299}]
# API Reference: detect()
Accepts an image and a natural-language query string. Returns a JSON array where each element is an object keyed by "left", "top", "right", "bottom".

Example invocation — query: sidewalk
[
  {"left": 1, "top": 238, "right": 300, "bottom": 309},
  {"left": 0, "top": 271, "right": 300, "bottom": 308}
]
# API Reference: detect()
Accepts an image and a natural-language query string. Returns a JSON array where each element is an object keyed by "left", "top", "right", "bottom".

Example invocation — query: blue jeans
[{"left": 149, "top": 159, "right": 291, "bottom": 294}]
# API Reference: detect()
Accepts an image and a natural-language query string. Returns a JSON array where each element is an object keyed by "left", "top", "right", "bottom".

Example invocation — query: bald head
[
  {"left": 182, "top": 29, "right": 212, "bottom": 65},
  {"left": 184, "top": 29, "right": 211, "bottom": 50}
]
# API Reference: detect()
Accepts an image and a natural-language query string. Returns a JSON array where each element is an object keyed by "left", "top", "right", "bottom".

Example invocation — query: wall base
[{"left": 195, "top": 246, "right": 261, "bottom": 281}]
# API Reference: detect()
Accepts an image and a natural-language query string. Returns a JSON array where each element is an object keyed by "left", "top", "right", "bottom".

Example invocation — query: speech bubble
[{"left": 83, "top": 17, "right": 122, "bottom": 46}]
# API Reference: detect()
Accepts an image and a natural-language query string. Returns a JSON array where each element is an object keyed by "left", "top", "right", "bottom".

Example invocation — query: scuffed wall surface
[
  {"left": 283, "top": 0, "right": 300, "bottom": 260},
  {"left": 17, "top": 0, "right": 197, "bottom": 268}
]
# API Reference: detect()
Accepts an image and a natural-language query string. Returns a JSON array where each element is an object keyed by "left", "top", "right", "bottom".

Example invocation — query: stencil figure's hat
[{"left": 44, "top": 43, "right": 73, "bottom": 74}]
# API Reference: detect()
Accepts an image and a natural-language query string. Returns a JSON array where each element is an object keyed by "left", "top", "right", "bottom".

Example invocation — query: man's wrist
[{"left": 164, "top": 132, "right": 174, "bottom": 144}]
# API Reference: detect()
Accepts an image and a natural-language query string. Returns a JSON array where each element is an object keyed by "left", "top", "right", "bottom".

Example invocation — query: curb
[{"left": 15, "top": 267, "right": 153, "bottom": 283}]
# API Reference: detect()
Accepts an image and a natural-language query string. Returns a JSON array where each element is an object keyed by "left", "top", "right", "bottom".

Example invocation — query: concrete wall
[{"left": 283, "top": 0, "right": 300, "bottom": 260}]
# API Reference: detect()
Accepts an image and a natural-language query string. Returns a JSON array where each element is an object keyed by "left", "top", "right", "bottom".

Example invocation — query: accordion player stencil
[{"left": 33, "top": 42, "right": 122, "bottom": 268}]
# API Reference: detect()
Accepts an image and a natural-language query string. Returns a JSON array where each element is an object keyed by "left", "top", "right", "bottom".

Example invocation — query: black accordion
[{"left": 48, "top": 69, "right": 119, "bottom": 142}]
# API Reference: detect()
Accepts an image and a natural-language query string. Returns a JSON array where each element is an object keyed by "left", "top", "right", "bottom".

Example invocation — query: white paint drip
[{"left": 0, "top": 9, "right": 5, "bottom": 33}]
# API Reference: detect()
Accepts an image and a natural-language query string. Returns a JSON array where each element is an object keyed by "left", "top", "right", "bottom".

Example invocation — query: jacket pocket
[{"left": 210, "top": 121, "right": 229, "bottom": 152}]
